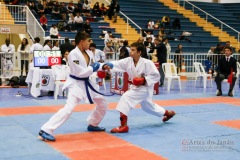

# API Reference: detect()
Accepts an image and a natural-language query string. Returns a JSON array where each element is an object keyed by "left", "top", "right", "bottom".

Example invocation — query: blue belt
[{"left": 70, "top": 75, "right": 112, "bottom": 104}]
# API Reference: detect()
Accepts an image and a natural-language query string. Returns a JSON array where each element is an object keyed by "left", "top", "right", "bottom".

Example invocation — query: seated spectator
[
  {"left": 27, "top": 1, "right": 38, "bottom": 16},
  {"left": 59, "top": 2, "right": 67, "bottom": 20},
  {"left": 66, "top": 2, "right": 74, "bottom": 15},
  {"left": 153, "top": 19, "right": 161, "bottom": 29},
  {"left": 73, "top": 4, "right": 82, "bottom": 15},
  {"left": 40, "top": 14, "right": 48, "bottom": 31},
  {"left": 45, "top": 0, "right": 54, "bottom": 14},
  {"left": 51, "top": 3, "right": 60, "bottom": 20},
  {"left": 74, "top": 13, "right": 84, "bottom": 32},
  {"left": 178, "top": 31, "right": 192, "bottom": 43},
  {"left": 50, "top": 24, "right": 59, "bottom": 39},
  {"left": 57, "top": 20, "right": 68, "bottom": 32},
  {"left": 147, "top": 19, "right": 154, "bottom": 29},
  {"left": 37, "top": 1, "right": 45, "bottom": 15},
  {"left": 67, "top": 14, "right": 76, "bottom": 32},
  {"left": 82, "top": 0, "right": 91, "bottom": 17},
  {"left": 99, "top": 3, "right": 107, "bottom": 17},
  {"left": 92, "top": 2, "right": 101, "bottom": 17},
  {"left": 158, "top": 27, "right": 166, "bottom": 39},
  {"left": 83, "top": 20, "right": 93, "bottom": 37},
  {"left": 76, "top": 0, "right": 83, "bottom": 14},
  {"left": 172, "top": 17, "right": 181, "bottom": 30},
  {"left": 161, "top": 15, "right": 170, "bottom": 29}
]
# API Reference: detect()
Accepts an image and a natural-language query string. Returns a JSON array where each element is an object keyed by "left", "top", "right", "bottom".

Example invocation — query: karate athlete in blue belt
[{"left": 39, "top": 32, "right": 112, "bottom": 141}]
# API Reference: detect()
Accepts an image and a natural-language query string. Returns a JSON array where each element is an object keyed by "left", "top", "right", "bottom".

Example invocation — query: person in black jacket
[
  {"left": 215, "top": 46, "right": 237, "bottom": 97},
  {"left": 153, "top": 38, "right": 167, "bottom": 87},
  {"left": 112, "top": 1, "right": 120, "bottom": 23},
  {"left": 83, "top": 20, "right": 93, "bottom": 37},
  {"left": 108, "top": 0, "right": 116, "bottom": 20}
]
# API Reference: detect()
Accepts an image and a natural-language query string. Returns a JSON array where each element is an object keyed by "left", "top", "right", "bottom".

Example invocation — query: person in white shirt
[
  {"left": 89, "top": 43, "right": 105, "bottom": 63},
  {"left": 83, "top": 0, "right": 91, "bottom": 16},
  {"left": 52, "top": 41, "right": 60, "bottom": 50},
  {"left": 147, "top": 19, "right": 154, "bottom": 29},
  {"left": 30, "top": 37, "right": 44, "bottom": 54},
  {"left": 67, "top": 14, "right": 76, "bottom": 32},
  {"left": 50, "top": 24, "right": 59, "bottom": 39},
  {"left": 74, "top": 13, "right": 84, "bottom": 32},
  {"left": 104, "top": 31, "right": 111, "bottom": 46},
  {"left": 1, "top": 38, "right": 15, "bottom": 77},
  {"left": 43, "top": 40, "right": 52, "bottom": 50},
  {"left": 17, "top": 38, "right": 31, "bottom": 76},
  {"left": 163, "top": 38, "right": 171, "bottom": 54}
]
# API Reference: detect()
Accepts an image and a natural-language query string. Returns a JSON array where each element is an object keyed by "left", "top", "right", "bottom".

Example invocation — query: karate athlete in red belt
[{"left": 103, "top": 42, "right": 176, "bottom": 133}]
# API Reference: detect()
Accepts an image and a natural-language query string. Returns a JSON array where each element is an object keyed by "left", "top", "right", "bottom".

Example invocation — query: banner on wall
[
  {"left": 110, "top": 63, "right": 159, "bottom": 95},
  {"left": 0, "top": 27, "right": 10, "bottom": 33}
]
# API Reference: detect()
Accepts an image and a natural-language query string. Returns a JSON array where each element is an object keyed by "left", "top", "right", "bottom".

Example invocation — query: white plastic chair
[
  {"left": 51, "top": 65, "right": 70, "bottom": 100},
  {"left": 193, "top": 62, "right": 212, "bottom": 88},
  {"left": 162, "top": 63, "right": 181, "bottom": 91},
  {"left": 89, "top": 72, "right": 106, "bottom": 91}
]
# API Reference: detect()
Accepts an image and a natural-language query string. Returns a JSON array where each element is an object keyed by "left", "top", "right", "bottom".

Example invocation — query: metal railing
[
  {"left": 178, "top": 0, "right": 240, "bottom": 47},
  {"left": 25, "top": 6, "right": 45, "bottom": 44},
  {"left": 168, "top": 53, "right": 240, "bottom": 76},
  {"left": 104, "top": 0, "right": 142, "bottom": 35},
  {"left": 0, "top": 4, "right": 45, "bottom": 44}
]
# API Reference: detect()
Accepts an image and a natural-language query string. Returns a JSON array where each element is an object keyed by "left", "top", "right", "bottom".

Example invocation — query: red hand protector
[
  {"left": 97, "top": 71, "right": 106, "bottom": 79},
  {"left": 132, "top": 77, "right": 145, "bottom": 86}
]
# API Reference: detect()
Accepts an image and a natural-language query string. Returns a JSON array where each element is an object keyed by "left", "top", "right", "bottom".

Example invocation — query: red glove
[
  {"left": 97, "top": 71, "right": 106, "bottom": 79},
  {"left": 132, "top": 77, "right": 146, "bottom": 86}
]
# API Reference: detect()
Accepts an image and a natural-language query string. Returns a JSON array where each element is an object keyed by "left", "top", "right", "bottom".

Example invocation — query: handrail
[
  {"left": 26, "top": 5, "right": 45, "bottom": 41},
  {"left": 104, "top": 0, "right": 142, "bottom": 35},
  {"left": 178, "top": 0, "right": 240, "bottom": 47}
]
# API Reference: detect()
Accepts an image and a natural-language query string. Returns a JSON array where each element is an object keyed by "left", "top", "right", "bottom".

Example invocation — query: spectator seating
[
  {"left": 118, "top": 0, "right": 227, "bottom": 53},
  {"left": 180, "top": 1, "right": 240, "bottom": 41}
]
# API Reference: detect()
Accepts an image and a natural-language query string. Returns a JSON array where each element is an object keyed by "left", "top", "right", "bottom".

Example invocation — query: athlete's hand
[
  {"left": 90, "top": 62, "right": 100, "bottom": 72},
  {"left": 102, "top": 62, "right": 113, "bottom": 70},
  {"left": 132, "top": 77, "right": 146, "bottom": 86}
]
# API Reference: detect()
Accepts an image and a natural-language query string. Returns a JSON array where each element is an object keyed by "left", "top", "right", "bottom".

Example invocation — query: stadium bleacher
[
  {"left": 179, "top": 1, "right": 240, "bottom": 40},
  {"left": 118, "top": 0, "right": 223, "bottom": 53}
]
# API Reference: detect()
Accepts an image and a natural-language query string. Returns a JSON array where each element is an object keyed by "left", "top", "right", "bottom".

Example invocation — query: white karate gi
[
  {"left": 1, "top": 44, "right": 15, "bottom": 77},
  {"left": 41, "top": 47, "right": 108, "bottom": 135},
  {"left": 111, "top": 57, "right": 165, "bottom": 116},
  {"left": 93, "top": 49, "right": 106, "bottom": 62},
  {"left": 30, "top": 43, "right": 43, "bottom": 54}
]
